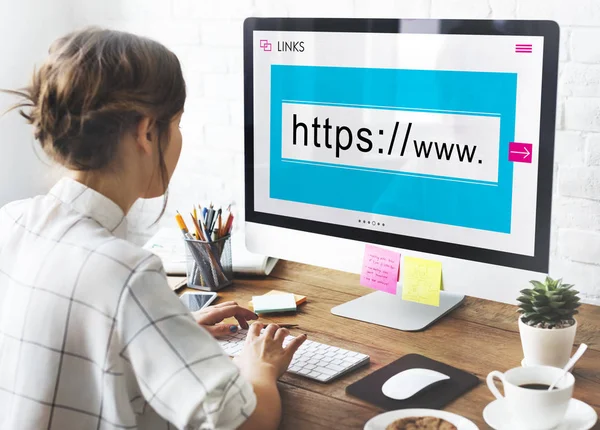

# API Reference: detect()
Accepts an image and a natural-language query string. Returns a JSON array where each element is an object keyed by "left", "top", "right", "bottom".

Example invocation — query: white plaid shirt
[{"left": 0, "top": 178, "right": 256, "bottom": 430}]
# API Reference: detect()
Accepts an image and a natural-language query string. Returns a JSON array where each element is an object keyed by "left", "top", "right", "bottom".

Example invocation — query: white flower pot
[{"left": 518, "top": 317, "right": 577, "bottom": 368}]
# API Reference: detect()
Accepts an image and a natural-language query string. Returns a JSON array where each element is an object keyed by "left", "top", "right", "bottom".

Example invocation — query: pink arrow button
[{"left": 509, "top": 142, "right": 533, "bottom": 163}]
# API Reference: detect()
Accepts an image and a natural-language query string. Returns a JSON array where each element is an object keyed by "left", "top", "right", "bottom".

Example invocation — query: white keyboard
[{"left": 218, "top": 329, "right": 370, "bottom": 383}]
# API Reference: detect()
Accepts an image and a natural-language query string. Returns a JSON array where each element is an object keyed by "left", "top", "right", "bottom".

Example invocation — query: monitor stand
[{"left": 331, "top": 289, "right": 465, "bottom": 332}]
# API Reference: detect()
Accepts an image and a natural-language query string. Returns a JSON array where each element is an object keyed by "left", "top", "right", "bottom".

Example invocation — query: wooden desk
[{"left": 170, "top": 261, "right": 600, "bottom": 429}]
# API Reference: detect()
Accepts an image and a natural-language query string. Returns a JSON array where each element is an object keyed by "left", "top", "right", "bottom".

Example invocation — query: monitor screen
[{"left": 245, "top": 19, "right": 558, "bottom": 272}]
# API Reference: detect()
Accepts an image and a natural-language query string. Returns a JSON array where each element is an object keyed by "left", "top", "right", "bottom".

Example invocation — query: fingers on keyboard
[{"left": 217, "top": 333, "right": 369, "bottom": 382}]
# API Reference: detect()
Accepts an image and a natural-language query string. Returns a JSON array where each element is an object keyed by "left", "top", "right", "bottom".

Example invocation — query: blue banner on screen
[{"left": 269, "top": 65, "right": 517, "bottom": 233}]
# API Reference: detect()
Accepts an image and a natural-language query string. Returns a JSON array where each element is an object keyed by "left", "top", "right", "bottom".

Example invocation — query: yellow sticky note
[{"left": 402, "top": 256, "right": 442, "bottom": 307}]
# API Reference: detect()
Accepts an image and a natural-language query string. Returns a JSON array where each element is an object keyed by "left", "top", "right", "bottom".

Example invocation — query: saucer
[
  {"left": 483, "top": 398, "right": 597, "bottom": 430},
  {"left": 365, "top": 408, "right": 478, "bottom": 430}
]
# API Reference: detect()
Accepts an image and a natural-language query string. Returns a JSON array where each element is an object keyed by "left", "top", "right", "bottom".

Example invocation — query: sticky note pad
[
  {"left": 402, "top": 256, "right": 442, "bottom": 307},
  {"left": 360, "top": 244, "right": 400, "bottom": 295},
  {"left": 248, "top": 290, "right": 306, "bottom": 311},
  {"left": 252, "top": 293, "right": 297, "bottom": 314}
]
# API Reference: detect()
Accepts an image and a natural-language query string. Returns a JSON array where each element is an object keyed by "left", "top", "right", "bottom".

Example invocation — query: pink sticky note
[{"left": 360, "top": 244, "right": 400, "bottom": 294}]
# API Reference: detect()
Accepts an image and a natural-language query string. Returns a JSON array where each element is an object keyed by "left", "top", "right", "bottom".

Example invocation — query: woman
[{"left": 0, "top": 28, "right": 305, "bottom": 430}]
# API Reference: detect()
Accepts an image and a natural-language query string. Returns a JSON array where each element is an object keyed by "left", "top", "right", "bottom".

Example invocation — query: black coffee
[{"left": 519, "top": 383, "right": 554, "bottom": 390}]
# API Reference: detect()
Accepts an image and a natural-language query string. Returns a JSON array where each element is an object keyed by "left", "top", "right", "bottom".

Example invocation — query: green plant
[{"left": 517, "top": 276, "right": 581, "bottom": 329}]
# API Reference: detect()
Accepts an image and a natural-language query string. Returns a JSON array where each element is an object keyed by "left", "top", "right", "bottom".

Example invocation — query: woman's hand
[
  {"left": 192, "top": 301, "right": 258, "bottom": 337},
  {"left": 233, "top": 322, "right": 307, "bottom": 382},
  {"left": 235, "top": 323, "right": 306, "bottom": 430}
]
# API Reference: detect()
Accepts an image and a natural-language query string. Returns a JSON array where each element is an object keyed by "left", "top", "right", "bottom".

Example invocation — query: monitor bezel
[{"left": 243, "top": 18, "right": 559, "bottom": 273}]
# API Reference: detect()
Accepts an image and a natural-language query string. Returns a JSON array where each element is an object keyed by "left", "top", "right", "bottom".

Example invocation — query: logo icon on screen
[
  {"left": 515, "top": 43, "right": 532, "bottom": 53},
  {"left": 259, "top": 39, "right": 272, "bottom": 52}
]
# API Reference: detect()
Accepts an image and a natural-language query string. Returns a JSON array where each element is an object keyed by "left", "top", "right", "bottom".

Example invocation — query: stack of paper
[{"left": 143, "top": 228, "right": 278, "bottom": 276}]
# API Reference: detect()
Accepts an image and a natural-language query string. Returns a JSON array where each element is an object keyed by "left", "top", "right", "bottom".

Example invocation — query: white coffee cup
[{"left": 486, "top": 365, "right": 574, "bottom": 430}]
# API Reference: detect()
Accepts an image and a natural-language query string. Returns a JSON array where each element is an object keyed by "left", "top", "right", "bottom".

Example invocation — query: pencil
[
  {"left": 225, "top": 214, "right": 234, "bottom": 235},
  {"left": 216, "top": 210, "right": 222, "bottom": 238},
  {"left": 190, "top": 212, "right": 204, "bottom": 240},
  {"left": 276, "top": 324, "right": 299, "bottom": 329},
  {"left": 206, "top": 208, "right": 215, "bottom": 234},
  {"left": 249, "top": 323, "right": 298, "bottom": 329},
  {"left": 175, "top": 211, "right": 192, "bottom": 238},
  {"left": 222, "top": 212, "right": 231, "bottom": 237},
  {"left": 199, "top": 216, "right": 211, "bottom": 242}
]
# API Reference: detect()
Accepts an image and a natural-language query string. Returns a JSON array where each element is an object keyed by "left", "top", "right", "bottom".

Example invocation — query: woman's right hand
[{"left": 233, "top": 323, "right": 307, "bottom": 383}]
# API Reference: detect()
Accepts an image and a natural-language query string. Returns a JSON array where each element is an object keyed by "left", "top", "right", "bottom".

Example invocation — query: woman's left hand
[{"left": 193, "top": 301, "right": 258, "bottom": 338}]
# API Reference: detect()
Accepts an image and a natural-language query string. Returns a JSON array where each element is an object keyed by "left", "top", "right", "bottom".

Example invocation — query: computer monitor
[{"left": 243, "top": 18, "right": 559, "bottom": 331}]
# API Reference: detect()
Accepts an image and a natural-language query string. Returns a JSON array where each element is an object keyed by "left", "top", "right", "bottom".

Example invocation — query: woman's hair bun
[{"left": 5, "top": 27, "right": 186, "bottom": 171}]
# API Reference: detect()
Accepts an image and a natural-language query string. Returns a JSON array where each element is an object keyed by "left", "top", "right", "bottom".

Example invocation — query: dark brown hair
[{"left": 4, "top": 27, "right": 186, "bottom": 212}]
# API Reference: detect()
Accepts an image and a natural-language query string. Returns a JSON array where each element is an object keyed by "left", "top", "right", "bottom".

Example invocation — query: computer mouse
[{"left": 382, "top": 368, "right": 450, "bottom": 400}]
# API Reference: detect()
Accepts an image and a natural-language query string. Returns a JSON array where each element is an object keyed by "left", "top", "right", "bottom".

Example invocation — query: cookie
[{"left": 385, "top": 416, "right": 458, "bottom": 430}]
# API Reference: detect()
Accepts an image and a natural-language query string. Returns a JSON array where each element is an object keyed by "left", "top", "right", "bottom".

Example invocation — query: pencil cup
[{"left": 184, "top": 235, "right": 233, "bottom": 291}]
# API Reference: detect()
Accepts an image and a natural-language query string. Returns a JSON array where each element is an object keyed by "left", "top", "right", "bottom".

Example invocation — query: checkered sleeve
[
  {"left": 0, "top": 202, "right": 22, "bottom": 252},
  {"left": 0, "top": 206, "right": 6, "bottom": 253},
  {"left": 115, "top": 255, "right": 257, "bottom": 430}
]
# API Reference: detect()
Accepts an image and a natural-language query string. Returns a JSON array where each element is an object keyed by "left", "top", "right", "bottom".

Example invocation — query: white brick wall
[
  {"left": 554, "top": 131, "right": 586, "bottom": 166},
  {"left": 68, "top": 0, "right": 600, "bottom": 304},
  {"left": 571, "top": 29, "right": 600, "bottom": 63},
  {"left": 517, "top": 0, "right": 600, "bottom": 26},
  {"left": 354, "top": 0, "right": 431, "bottom": 18},
  {"left": 560, "top": 63, "right": 600, "bottom": 97},
  {"left": 559, "top": 230, "right": 600, "bottom": 265},
  {"left": 565, "top": 98, "right": 600, "bottom": 132},
  {"left": 430, "top": 0, "right": 492, "bottom": 18},
  {"left": 560, "top": 167, "right": 600, "bottom": 200},
  {"left": 587, "top": 134, "right": 600, "bottom": 166}
]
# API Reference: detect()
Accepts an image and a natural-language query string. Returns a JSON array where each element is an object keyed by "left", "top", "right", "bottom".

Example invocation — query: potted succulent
[{"left": 517, "top": 276, "right": 581, "bottom": 368}]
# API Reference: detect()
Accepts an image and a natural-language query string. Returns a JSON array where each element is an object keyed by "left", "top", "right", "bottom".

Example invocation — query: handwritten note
[
  {"left": 402, "top": 256, "right": 442, "bottom": 306},
  {"left": 360, "top": 245, "right": 400, "bottom": 294}
]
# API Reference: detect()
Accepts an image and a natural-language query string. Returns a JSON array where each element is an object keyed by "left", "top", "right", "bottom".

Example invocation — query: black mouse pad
[{"left": 346, "top": 354, "right": 479, "bottom": 410}]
